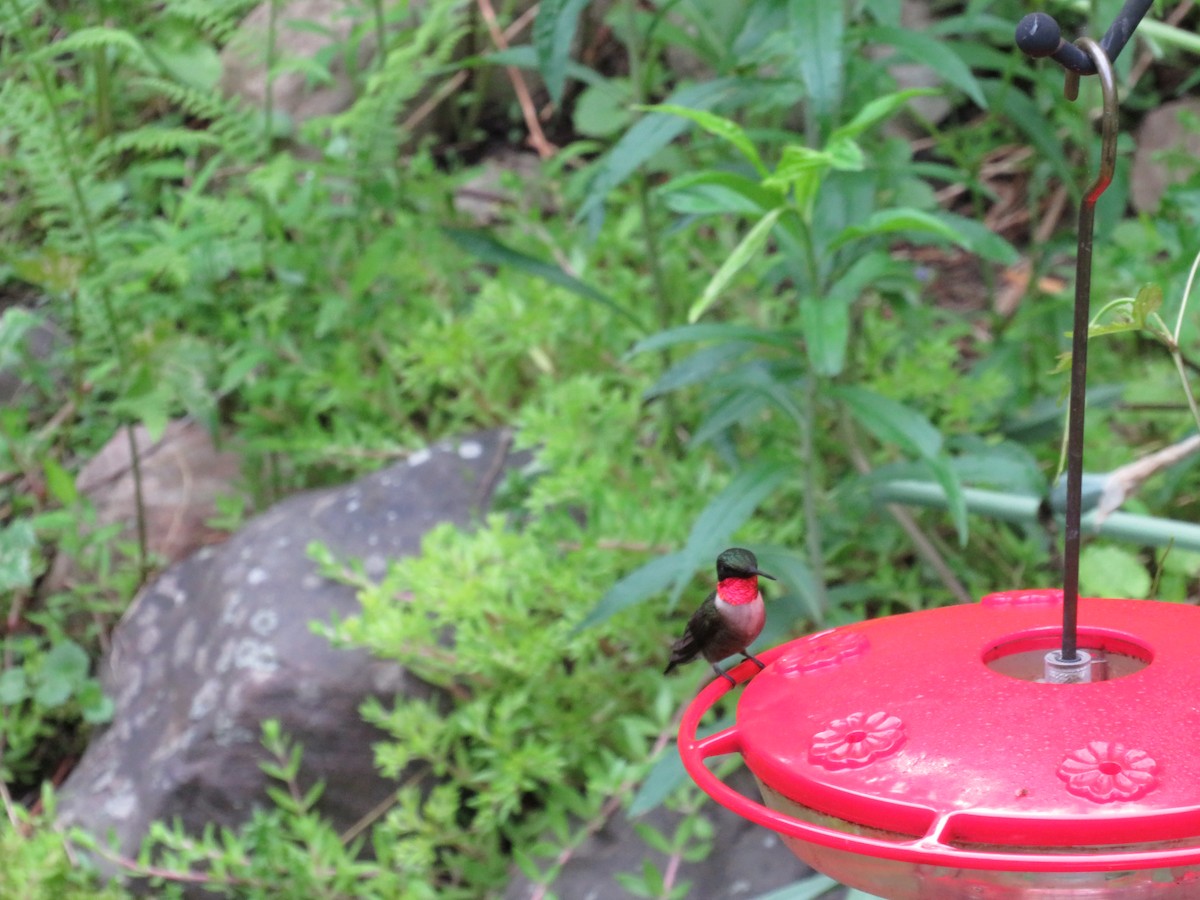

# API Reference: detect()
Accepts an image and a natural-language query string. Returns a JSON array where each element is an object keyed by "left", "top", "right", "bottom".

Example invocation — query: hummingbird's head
[{"left": 715, "top": 547, "right": 776, "bottom": 582}]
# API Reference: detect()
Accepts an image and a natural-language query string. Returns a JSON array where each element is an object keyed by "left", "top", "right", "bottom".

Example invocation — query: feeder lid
[{"left": 736, "top": 593, "right": 1200, "bottom": 850}]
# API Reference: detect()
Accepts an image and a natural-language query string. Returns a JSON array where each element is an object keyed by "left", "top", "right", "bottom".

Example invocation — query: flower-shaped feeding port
[
  {"left": 809, "top": 711, "right": 905, "bottom": 770},
  {"left": 1058, "top": 741, "right": 1158, "bottom": 803},
  {"left": 776, "top": 629, "right": 869, "bottom": 676}
]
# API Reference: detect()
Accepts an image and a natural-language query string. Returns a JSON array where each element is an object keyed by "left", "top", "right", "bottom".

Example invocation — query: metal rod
[
  {"left": 1016, "top": 0, "right": 1154, "bottom": 75},
  {"left": 1060, "top": 38, "right": 1118, "bottom": 662}
]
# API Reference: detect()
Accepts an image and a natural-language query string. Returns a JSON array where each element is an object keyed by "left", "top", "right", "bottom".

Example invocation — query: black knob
[{"left": 1016, "top": 12, "right": 1062, "bottom": 58}]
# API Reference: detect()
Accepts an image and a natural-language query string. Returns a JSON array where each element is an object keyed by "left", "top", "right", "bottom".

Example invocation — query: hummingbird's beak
[{"left": 753, "top": 569, "right": 776, "bottom": 581}]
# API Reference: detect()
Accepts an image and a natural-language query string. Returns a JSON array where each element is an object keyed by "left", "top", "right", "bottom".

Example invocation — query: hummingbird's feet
[
  {"left": 743, "top": 652, "right": 766, "bottom": 670},
  {"left": 713, "top": 664, "right": 737, "bottom": 686}
]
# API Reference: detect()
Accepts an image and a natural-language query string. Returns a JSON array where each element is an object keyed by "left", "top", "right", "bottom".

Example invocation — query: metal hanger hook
[
  {"left": 1057, "top": 36, "right": 1120, "bottom": 665},
  {"left": 1065, "top": 38, "right": 1118, "bottom": 205}
]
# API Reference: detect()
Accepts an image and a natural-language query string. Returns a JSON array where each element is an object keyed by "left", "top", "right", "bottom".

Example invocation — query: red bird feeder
[
  {"left": 676, "top": 5, "right": 1200, "bottom": 897},
  {"left": 679, "top": 592, "right": 1200, "bottom": 898}
]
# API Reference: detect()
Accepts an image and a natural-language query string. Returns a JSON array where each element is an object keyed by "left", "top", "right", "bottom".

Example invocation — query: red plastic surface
[{"left": 679, "top": 593, "right": 1200, "bottom": 871}]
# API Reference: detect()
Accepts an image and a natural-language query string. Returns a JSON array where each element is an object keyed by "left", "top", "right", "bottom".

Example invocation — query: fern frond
[
  {"left": 34, "top": 25, "right": 152, "bottom": 70},
  {"left": 162, "top": 0, "right": 259, "bottom": 44},
  {"left": 103, "top": 127, "right": 222, "bottom": 157}
]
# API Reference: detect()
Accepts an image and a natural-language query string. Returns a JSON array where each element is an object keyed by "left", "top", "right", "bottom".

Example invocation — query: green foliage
[{"left": 5, "top": 0, "right": 1200, "bottom": 897}]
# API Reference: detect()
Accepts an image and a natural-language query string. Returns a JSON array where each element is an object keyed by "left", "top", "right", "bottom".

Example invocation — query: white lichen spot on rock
[
  {"left": 345, "top": 497, "right": 360, "bottom": 513},
  {"left": 103, "top": 790, "right": 137, "bottom": 821},
  {"left": 173, "top": 619, "right": 198, "bottom": 669},
  {"left": 407, "top": 447, "right": 431, "bottom": 467},
  {"left": 302, "top": 573, "right": 323, "bottom": 590},
  {"left": 189, "top": 680, "right": 221, "bottom": 721},
  {"left": 246, "top": 566, "right": 269, "bottom": 586},
  {"left": 234, "top": 638, "right": 279, "bottom": 672},
  {"left": 249, "top": 608, "right": 279, "bottom": 637},
  {"left": 458, "top": 440, "right": 483, "bottom": 459},
  {"left": 364, "top": 553, "right": 387, "bottom": 577},
  {"left": 137, "top": 625, "right": 161, "bottom": 655}
]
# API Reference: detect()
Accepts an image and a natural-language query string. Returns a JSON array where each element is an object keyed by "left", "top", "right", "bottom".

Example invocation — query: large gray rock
[
  {"left": 1131, "top": 99, "right": 1200, "bottom": 213},
  {"left": 57, "top": 429, "right": 520, "bottom": 885}
]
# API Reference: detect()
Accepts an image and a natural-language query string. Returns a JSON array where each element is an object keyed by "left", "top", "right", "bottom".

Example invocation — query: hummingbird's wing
[{"left": 663, "top": 602, "right": 720, "bottom": 673}]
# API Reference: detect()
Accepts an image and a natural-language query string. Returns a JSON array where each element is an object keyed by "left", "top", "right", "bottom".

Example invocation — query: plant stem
[
  {"left": 802, "top": 378, "right": 830, "bottom": 613},
  {"left": 370, "top": 0, "right": 388, "bottom": 69},
  {"left": 5, "top": 0, "right": 149, "bottom": 579}
]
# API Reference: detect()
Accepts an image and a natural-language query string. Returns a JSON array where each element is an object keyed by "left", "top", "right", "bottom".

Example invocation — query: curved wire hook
[{"left": 1059, "top": 38, "right": 1118, "bottom": 665}]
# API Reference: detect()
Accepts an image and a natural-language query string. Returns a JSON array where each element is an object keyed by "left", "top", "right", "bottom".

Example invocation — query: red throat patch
[{"left": 717, "top": 577, "right": 758, "bottom": 606}]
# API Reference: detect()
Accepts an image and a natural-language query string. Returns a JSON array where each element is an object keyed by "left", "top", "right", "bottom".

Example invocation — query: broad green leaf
[
  {"left": 763, "top": 145, "right": 834, "bottom": 195},
  {"left": 671, "top": 460, "right": 791, "bottom": 605},
  {"left": 629, "top": 716, "right": 733, "bottom": 815},
  {"left": 985, "top": 81, "right": 1074, "bottom": 194},
  {"left": 835, "top": 386, "right": 942, "bottom": 459},
  {"left": 688, "top": 207, "right": 784, "bottom": 322},
  {"left": 933, "top": 212, "right": 1020, "bottom": 265},
  {"left": 789, "top": 0, "right": 844, "bottom": 129},
  {"left": 1080, "top": 544, "right": 1151, "bottom": 599},
  {"left": 444, "top": 228, "right": 645, "bottom": 329},
  {"left": 578, "top": 551, "right": 688, "bottom": 630},
  {"left": 629, "top": 748, "right": 688, "bottom": 816},
  {"left": 0, "top": 519, "right": 37, "bottom": 594},
  {"left": 41, "top": 639, "right": 89, "bottom": 683},
  {"left": 800, "top": 294, "right": 849, "bottom": 376},
  {"left": 1088, "top": 320, "right": 1139, "bottom": 339},
  {"left": 576, "top": 78, "right": 739, "bottom": 227},
  {"left": 628, "top": 322, "right": 797, "bottom": 357},
  {"left": 658, "top": 170, "right": 785, "bottom": 216},
  {"left": 573, "top": 79, "right": 633, "bottom": 138},
  {"left": 830, "top": 88, "right": 940, "bottom": 143},
  {"left": 533, "top": 0, "right": 593, "bottom": 105},
  {"left": 753, "top": 545, "right": 824, "bottom": 623},
  {"left": 689, "top": 389, "right": 770, "bottom": 448},
  {"left": 865, "top": 27, "right": 987, "bottom": 108},
  {"left": 1133, "top": 283, "right": 1163, "bottom": 326},
  {"left": 640, "top": 104, "right": 767, "bottom": 175},
  {"left": 43, "top": 458, "right": 78, "bottom": 507},
  {"left": 830, "top": 207, "right": 962, "bottom": 251},
  {"left": 824, "top": 135, "right": 865, "bottom": 171},
  {"left": 801, "top": 251, "right": 892, "bottom": 376},
  {"left": 0, "top": 669, "right": 28, "bottom": 705},
  {"left": 925, "top": 455, "right": 969, "bottom": 546},
  {"left": 643, "top": 342, "right": 754, "bottom": 400}
]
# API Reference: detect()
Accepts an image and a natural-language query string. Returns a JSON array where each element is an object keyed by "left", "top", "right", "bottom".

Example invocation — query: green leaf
[
  {"left": 835, "top": 386, "right": 942, "bottom": 459},
  {"left": 789, "top": 0, "right": 844, "bottom": 129},
  {"left": 932, "top": 212, "right": 1020, "bottom": 265},
  {"left": 578, "top": 551, "right": 688, "bottom": 630},
  {"left": 800, "top": 294, "right": 849, "bottom": 377},
  {"left": 576, "top": 78, "right": 740, "bottom": 227},
  {"left": 753, "top": 545, "right": 824, "bottom": 623},
  {"left": 830, "top": 207, "right": 962, "bottom": 251},
  {"left": 0, "top": 307, "right": 38, "bottom": 368},
  {"left": 640, "top": 104, "right": 767, "bottom": 175},
  {"left": 41, "top": 639, "right": 89, "bottom": 684},
  {"left": 0, "top": 520, "right": 37, "bottom": 594},
  {"left": 0, "top": 669, "right": 28, "bottom": 705},
  {"left": 643, "top": 342, "right": 754, "bottom": 400},
  {"left": 688, "top": 207, "right": 784, "bottom": 322},
  {"left": 925, "top": 455, "right": 969, "bottom": 546},
  {"left": 533, "top": 0, "right": 593, "bottom": 105},
  {"left": 658, "top": 170, "right": 785, "bottom": 217},
  {"left": 1133, "top": 283, "right": 1163, "bottom": 327},
  {"left": 1080, "top": 544, "right": 1152, "bottom": 599},
  {"left": 628, "top": 322, "right": 797, "bottom": 357},
  {"left": 800, "top": 251, "right": 890, "bottom": 376},
  {"left": 43, "top": 458, "right": 78, "bottom": 507},
  {"left": 444, "top": 228, "right": 645, "bottom": 329},
  {"left": 670, "top": 460, "right": 791, "bottom": 605},
  {"left": 864, "top": 27, "right": 987, "bottom": 108},
  {"left": 830, "top": 88, "right": 940, "bottom": 143}
]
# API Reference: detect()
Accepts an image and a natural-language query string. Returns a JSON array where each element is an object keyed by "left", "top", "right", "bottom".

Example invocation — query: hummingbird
[{"left": 664, "top": 547, "right": 776, "bottom": 685}]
